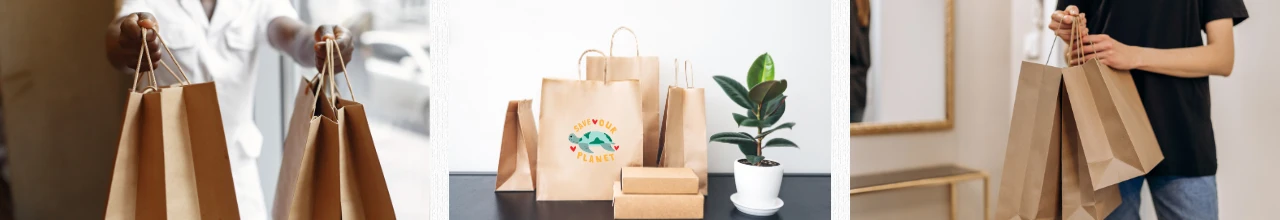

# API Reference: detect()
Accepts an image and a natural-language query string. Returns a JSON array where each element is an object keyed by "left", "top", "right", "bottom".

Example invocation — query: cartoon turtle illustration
[{"left": 569, "top": 131, "right": 616, "bottom": 154}]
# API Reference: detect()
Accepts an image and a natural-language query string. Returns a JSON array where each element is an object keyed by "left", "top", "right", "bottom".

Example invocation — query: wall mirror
[{"left": 851, "top": 0, "right": 954, "bottom": 135}]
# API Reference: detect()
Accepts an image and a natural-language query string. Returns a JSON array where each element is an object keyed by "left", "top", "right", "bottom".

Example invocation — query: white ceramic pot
[{"left": 732, "top": 159, "right": 784, "bottom": 209}]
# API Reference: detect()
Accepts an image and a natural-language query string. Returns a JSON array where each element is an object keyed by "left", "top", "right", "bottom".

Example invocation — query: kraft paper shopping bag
[
  {"left": 496, "top": 99, "right": 539, "bottom": 191},
  {"left": 274, "top": 40, "right": 395, "bottom": 220},
  {"left": 657, "top": 60, "right": 708, "bottom": 195},
  {"left": 586, "top": 27, "right": 661, "bottom": 167},
  {"left": 106, "top": 30, "right": 239, "bottom": 220},
  {"left": 995, "top": 61, "right": 1063, "bottom": 220},
  {"left": 536, "top": 49, "right": 644, "bottom": 201},
  {"left": 1061, "top": 91, "right": 1122, "bottom": 220},
  {"left": 1060, "top": 16, "right": 1163, "bottom": 190}
]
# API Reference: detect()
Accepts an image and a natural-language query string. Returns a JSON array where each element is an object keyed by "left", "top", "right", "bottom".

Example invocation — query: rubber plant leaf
[
  {"left": 713, "top": 75, "right": 754, "bottom": 109},
  {"left": 746, "top": 53, "right": 775, "bottom": 88}
]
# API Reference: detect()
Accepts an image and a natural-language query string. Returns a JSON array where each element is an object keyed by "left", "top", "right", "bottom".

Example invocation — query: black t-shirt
[{"left": 1056, "top": 0, "right": 1248, "bottom": 177}]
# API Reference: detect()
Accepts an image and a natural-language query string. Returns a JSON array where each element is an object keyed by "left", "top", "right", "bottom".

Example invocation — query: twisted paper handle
[{"left": 131, "top": 29, "right": 192, "bottom": 92}]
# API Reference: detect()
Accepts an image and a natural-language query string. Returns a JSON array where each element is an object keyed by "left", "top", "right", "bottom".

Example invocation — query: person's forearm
[
  {"left": 1133, "top": 19, "right": 1236, "bottom": 78},
  {"left": 1135, "top": 44, "right": 1234, "bottom": 78},
  {"left": 267, "top": 17, "right": 317, "bottom": 69}
]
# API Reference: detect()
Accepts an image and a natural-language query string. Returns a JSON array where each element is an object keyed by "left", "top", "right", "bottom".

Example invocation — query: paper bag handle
[
  {"left": 578, "top": 49, "right": 607, "bottom": 80},
  {"left": 606, "top": 26, "right": 643, "bottom": 81},
  {"left": 1066, "top": 14, "right": 1092, "bottom": 66},
  {"left": 131, "top": 29, "right": 192, "bottom": 92},
  {"left": 306, "top": 39, "right": 358, "bottom": 113},
  {"left": 683, "top": 60, "right": 694, "bottom": 88},
  {"left": 310, "top": 38, "right": 357, "bottom": 112},
  {"left": 672, "top": 59, "right": 694, "bottom": 88}
]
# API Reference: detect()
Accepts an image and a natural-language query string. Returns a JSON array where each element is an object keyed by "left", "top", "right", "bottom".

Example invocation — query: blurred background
[
  {"left": 850, "top": 0, "right": 1279, "bottom": 219},
  {"left": 0, "top": 0, "right": 434, "bottom": 218}
]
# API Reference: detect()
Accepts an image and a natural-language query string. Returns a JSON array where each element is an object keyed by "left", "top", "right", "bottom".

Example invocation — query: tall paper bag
[
  {"left": 657, "top": 60, "right": 708, "bottom": 195},
  {"left": 586, "top": 27, "right": 661, "bottom": 167},
  {"left": 1061, "top": 90, "right": 1122, "bottom": 220},
  {"left": 995, "top": 61, "right": 1063, "bottom": 220},
  {"left": 496, "top": 100, "right": 538, "bottom": 191},
  {"left": 537, "top": 49, "right": 645, "bottom": 201}
]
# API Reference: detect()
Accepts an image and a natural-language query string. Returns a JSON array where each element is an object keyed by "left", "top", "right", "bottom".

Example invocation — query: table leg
[
  {"left": 983, "top": 177, "right": 989, "bottom": 220},
  {"left": 949, "top": 182, "right": 957, "bottom": 220}
]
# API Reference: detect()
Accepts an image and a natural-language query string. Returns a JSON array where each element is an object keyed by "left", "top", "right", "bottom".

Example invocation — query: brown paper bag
[
  {"left": 496, "top": 99, "right": 539, "bottom": 191},
  {"left": 586, "top": 27, "right": 661, "bottom": 167},
  {"left": 1058, "top": 16, "right": 1162, "bottom": 190},
  {"left": 1061, "top": 57, "right": 1163, "bottom": 190},
  {"left": 536, "top": 49, "right": 645, "bottom": 201},
  {"left": 995, "top": 61, "right": 1063, "bottom": 220},
  {"left": 106, "top": 31, "right": 240, "bottom": 219},
  {"left": 1061, "top": 91, "right": 1122, "bottom": 220},
  {"left": 274, "top": 41, "right": 396, "bottom": 219},
  {"left": 657, "top": 60, "right": 708, "bottom": 195}
]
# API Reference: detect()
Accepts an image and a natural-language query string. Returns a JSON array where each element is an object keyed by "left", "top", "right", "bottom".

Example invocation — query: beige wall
[
  {"left": 1205, "top": 0, "right": 1280, "bottom": 218},
  {"left": 852, "top": 0, "right": 1279, "bottom": 219},
  {"left": 851, "top": 0, "right": 1013, "bottom": 219},
  {"left": 0, "top": 0, "right": 130, "bottom": 219}
]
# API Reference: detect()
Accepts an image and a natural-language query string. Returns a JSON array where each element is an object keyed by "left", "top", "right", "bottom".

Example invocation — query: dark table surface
[{"left": 450, "top": 174, "right": 830, "bottom": 220}]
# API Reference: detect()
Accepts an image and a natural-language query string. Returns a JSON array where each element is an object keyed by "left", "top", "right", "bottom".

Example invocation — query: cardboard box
[
  {"left": 613, "top": 182, "right": 704, "bottom": 219},
  {"left": 620, "top": 167, "right": 699, "bottom": 194}
]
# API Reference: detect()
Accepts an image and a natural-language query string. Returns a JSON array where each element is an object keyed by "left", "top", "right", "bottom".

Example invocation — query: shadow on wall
[{"left": 0, "top": 0, "right": 132, "bottom": 219}]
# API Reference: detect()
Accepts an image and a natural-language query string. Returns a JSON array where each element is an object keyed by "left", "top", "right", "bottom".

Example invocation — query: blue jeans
[{"left": 1105, "top": 175, "right": 1218, "bottom": 220}]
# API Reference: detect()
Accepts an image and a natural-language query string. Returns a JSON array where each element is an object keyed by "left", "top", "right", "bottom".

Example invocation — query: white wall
[
  {"left": 862, "top": 0, "right": 948, "bottom": 123},
  {"left": 443, "top": 0, "right": 832, "bottom": 173},
  {"left": 853, "top": 0, "right": 1280, "bottom": 219}
]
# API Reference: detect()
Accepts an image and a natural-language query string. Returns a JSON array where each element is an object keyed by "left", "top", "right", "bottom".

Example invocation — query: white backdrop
[{"left": 441, "top": 0, "right": 832, "bottom": 173}]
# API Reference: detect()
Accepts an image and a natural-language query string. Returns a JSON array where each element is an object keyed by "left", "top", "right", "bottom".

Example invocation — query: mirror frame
[{"left": 850, "top": 0, "right": 954, "bottom": 136}]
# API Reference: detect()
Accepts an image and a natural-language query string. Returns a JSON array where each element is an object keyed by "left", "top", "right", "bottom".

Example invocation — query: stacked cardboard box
[{"left": 613, "top": 167, "right": 704, "bottom": 219}]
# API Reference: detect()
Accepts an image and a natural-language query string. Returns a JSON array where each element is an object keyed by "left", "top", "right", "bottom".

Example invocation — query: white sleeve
[
  {"left": 261, "top": 0, "right": 301, "bottom": 25},
  {"left": 116, "top": 0, "right": 151, "bottom": 18}
]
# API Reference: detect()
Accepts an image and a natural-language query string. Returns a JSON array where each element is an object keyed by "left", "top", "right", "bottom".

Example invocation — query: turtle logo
[
  {"left": 569, "top": 118, "right": 620, "bottom": 163},
  {"left": 568, "top": 131, "right": 615, "bottom": 154}
]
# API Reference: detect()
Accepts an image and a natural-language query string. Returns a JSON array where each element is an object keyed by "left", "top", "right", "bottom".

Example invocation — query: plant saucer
[{"left": 729, "top": 193, "right": 784, "bottom": 216}]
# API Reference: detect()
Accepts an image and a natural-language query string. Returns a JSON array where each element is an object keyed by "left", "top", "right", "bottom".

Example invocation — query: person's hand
[
  {"left": 117, "top": 12, "right": 162, "bottom": 71},
  {"left": 1049, "top": 5, "right": 1088, "bottom": 43},
  {"left": 314, "top": 25, "right": 353, "bottom": 73},
  {"left": 1067, "top": 34, "right": 1144, "bottom": 70}
]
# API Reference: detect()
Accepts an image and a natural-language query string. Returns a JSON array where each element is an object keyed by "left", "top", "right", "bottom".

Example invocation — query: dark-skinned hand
[
  {"left": 117, "top": 12, "right": 162, "bottom": 71},
  {"left": 314, "top": 25, "right": 354, "bottom": 73}
]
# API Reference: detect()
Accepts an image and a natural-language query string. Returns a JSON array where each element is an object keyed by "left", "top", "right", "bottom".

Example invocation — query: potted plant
[{"left": 710, "top": 53, "right": 797, "bottom": 216}]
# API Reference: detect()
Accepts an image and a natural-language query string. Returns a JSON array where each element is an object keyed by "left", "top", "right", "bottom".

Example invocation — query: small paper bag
[
  {"left": 496, "top": 100, "right": 538, "bottom": 191},
  {"left": 1061, "top": 90, "right": 1122, "bottom": 220}
]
